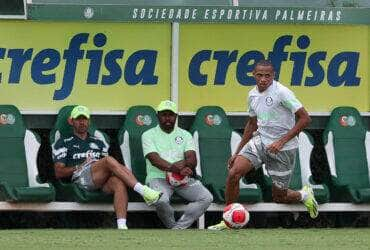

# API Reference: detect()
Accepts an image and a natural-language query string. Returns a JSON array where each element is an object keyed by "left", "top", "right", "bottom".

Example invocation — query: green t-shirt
[{"left": 142, "top": 125, "right": 195, "bottom": 183}]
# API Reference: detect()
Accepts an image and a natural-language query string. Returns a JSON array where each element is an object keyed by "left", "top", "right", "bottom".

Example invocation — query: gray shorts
[
  {"left": 239, "top": 134, "right": 296, "bottom": 189},
  {"left": 72, "top": 163, "right": 98, "bottom": 191}
]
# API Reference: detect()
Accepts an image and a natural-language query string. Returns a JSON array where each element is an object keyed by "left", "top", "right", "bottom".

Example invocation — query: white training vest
[{"left": 248, "top": 80, "right": 303, "bottom": 150}]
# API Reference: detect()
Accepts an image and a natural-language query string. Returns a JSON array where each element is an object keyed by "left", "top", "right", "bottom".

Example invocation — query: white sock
[
  {"left": 117, "top": 218, "right": 127, "bottom": 229},
  {"left": 133, "top": 182, "right": 145, "bottom": 196},
  {"left": 299, "top": 189, "right": 309, "bottom": 202}
]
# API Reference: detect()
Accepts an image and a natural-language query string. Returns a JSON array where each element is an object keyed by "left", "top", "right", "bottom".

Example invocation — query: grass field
[{"left": 1, "top": 229, "right": 370, "bottom": 250}]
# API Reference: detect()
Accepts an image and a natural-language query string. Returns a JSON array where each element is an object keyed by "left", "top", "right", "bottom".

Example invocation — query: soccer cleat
[
  {"left": 302, "top": 185, "right": 319, "bottom": 219},
  {"left": 143, "top": 186, "right": 162, "bottom": 206},
  {"left": 207, "top": 220, "right": 230, "bottom": 230},
  {"left": 118, "top": 225, "right": 128, "bottom": 230}
]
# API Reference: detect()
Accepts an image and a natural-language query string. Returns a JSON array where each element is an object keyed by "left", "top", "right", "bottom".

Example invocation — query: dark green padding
[
  {"left": 0, "top": 105, "right": 55, "bottom": 202},
  {"left": 118, "top": 105, "right": 158, "bottom": 202},
  {"left": 50, "top": 105, "right": 111, "bottom": 203},
  {"left": 261, "top": 131, "right": 330, "bottom": 204},
  {"left": 118, "top": 106, "right": 158, "bottom": 184},
  {"left": 190, "top": 106, "right": 262, "bottom": 203},
  {"left": 323, "top": 106, "right": 370, "bottom": 203}
]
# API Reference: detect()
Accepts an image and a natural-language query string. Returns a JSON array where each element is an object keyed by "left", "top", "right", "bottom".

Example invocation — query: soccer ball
[
  {"left": 223, "top": 203, "right": 249, "bottom": 229},
  {"left": 166, "top": 172, "right": 189, "bottom": 187}
]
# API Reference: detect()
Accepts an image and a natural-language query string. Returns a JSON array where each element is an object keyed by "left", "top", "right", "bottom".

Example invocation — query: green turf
[{"left": 1, "top": 229, "right": 370, "bottom": 250}]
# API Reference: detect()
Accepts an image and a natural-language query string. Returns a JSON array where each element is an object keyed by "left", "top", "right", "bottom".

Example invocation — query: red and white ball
[
  {"left": 223, "top": 203, "right": 249, "bottom": 229},
  {"left": 166, "top": 172, "right": 189, "bottom": 187}
]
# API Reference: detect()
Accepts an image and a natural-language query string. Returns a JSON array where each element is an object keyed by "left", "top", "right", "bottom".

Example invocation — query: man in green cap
[
  {"left": 142, "top": 100, "right": 213, "bottom": 229},
  {"left": 52, "top": 105, "right": 162, "bottom": 230}
]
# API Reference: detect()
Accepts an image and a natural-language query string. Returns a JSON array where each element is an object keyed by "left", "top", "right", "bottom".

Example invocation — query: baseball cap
[
  {"left": 157, "top": 100, "right": 177, "bottom": 114},
  {"left": 70, "top": 105, "right": 90, "bottom": 119}
]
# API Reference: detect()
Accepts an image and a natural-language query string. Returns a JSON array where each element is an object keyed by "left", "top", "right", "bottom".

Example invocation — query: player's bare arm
[
  {"left": 267, "top": 107, "right": 311, "bottom": 154},
  {"left": 145, "top": 152, "right": 188, "bottom": 175},
  {"left": 145, "top": 152, "right": 174, "bottom": 172},
  {"left": 54, "top": 162, "right": 76, "bottom": 179},
  {"left": 184, "top": 150, "right": 197, "bottom": 169},
  {"left": 166, "top": 150, "right": 196, "bottom": 176}
]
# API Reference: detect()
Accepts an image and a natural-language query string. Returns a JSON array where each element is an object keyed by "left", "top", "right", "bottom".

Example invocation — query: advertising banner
[
  {"left": 179, "top": 24, "right": 368, "bottom": 112},
  {"left": 0, "top": 21, "right": 171, "bottom": 112},
  {"left": 29, "top": 5, "right": 370, "bottom": 25}
]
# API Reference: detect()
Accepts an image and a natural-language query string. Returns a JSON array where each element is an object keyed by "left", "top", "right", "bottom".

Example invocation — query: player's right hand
[{"left": 228, "top": 154, "right": 237, "bottom": 169}]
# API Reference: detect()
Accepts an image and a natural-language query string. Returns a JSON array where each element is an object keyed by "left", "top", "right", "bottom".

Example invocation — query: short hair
[{"left": 255, "top": 59, "right": 275, "bottom": 71}]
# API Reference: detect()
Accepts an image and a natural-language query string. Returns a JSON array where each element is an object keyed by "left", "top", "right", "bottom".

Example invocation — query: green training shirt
[
  {"left": 142, "top": 125, "right": 195, "bottom": 183},
  {"left": 52, "top": 134, "right": 108, "bottom": 175}
]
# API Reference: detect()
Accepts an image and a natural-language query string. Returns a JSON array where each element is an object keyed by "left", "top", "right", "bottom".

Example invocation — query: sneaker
[
  {"left": 207, "top": 221, "right": 229, "bottom": 231},
  {"left": 302, "top": 185, "right": 319, "bottom": 219},
  {"left": 143, "top": 185, "right": 162, "bottom": 206},
  {"left": 118, "top": 225, "right": 128, "bottom": 230}
]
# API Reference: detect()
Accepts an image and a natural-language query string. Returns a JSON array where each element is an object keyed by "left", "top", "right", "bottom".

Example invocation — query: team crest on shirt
[
  {"left": 265, "top": 96, "right": 273, "bottom": 106},
  {"left": 175, "top": 136, "right": 184, "bottom": 144},
  {"left": 89, "top": 142, "right": 99, "bottom": 150}
]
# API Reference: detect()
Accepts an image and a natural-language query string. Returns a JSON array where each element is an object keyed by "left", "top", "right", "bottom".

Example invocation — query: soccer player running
[
  {"left": 52, "top": 105, "right": 162, "bottom": 230},
  {"left": 208, "top": 60, "right": 318, "bottom": 230}
]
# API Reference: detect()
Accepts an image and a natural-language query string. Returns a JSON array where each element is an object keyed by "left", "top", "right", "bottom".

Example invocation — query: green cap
[
  {"left": 70, "top": 105, "right": 90, "bottom": 119},
  {"left": 157, "top": 100, "right": 177, "bottom": 114}
]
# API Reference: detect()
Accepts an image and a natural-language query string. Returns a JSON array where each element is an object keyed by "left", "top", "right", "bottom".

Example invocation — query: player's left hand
[
  {"left": 266, "top": 139, "right": 285, "bottom": 154},
  {"left": 180, "top": 167, "right": 193, "bottom": 176}
]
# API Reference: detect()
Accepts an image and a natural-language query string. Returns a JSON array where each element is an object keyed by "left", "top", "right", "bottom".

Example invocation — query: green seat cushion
[
  {"left": 53, "top": 180, "right": 112, "bottom": 203},
  {"left": 118, "top": 105, "right": 158, "bottom": 184},
  {"left": 356, "top": 188, "right": 370, "bottom": 203},
  {"left": 13, "top": 186, "right": 55, "bottom": 202},
  {"left": 0, "top": 105, "right": 55, "bottom": 202},
  {"left": 324, "top": 106, "right": 370, "bottom": 202},
  {"left": 191, "top": 106, "right": 262, "bottom": 203}
]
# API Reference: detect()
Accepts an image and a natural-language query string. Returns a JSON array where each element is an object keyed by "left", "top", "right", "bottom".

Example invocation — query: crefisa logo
[
  {"left": 339, "top": 115, "right": 356, "bottom": 127},
  {"left": 135, "top": 115, "right": 152, "bottom": 126},
  {"left": 205, "top": 114, "right": 222, "bottom": 126},
  {"left": 189, "top": 35, "right": 360, "bottom": 87}
]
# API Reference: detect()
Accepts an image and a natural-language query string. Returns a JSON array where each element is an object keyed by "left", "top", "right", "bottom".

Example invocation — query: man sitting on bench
[{"left": 52, "top": 105, "right": 162, "bottom": 230}]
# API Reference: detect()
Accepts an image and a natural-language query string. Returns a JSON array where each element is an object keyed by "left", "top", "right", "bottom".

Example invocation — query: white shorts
[
  {"left": 239, "top": 134, "right": 297, "bottom": 189},
  {"left": 72, "top": 161, "right": 98, "bottom": 191}
]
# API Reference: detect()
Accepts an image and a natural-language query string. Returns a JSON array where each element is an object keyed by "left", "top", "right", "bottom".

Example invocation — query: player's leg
[
  {"left": 92, "top": 156, "right": 139, "bottom": 187},
  {"left": 225, "top": 156, "right": 254, "bottom": 204},
  {"left": 91, "top": 156, "right": 162, "bottom": 205},
  {"left": 226, "top": 134, "right": 264, "bottom": 204},
  {"left": 267, "top": 149, "right": 318, "bottom": 218},
  {"left": 172, "top": 179, "right": 213, "bottom": 229},
  {"left": 266, "top": 148, "right": 298, "bottom": 202},
  {"left": 208, "top": 135, "right": 263, "bottom": 230},
  {"left": 271, "top": 184, "right": 318, "bottom": 218},
  {"left": 272, "top": 184, "right": 300, "bottom": 203},
  {"left": 148, "top": 178, "right": 176, "bottom": 228},
  {"left": 102, "top": 175, "right": 128, "bottom": 229}
]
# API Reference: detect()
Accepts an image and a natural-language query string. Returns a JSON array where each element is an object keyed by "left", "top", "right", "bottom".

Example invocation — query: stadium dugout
[
  {"left": 1, "top": 105, "right": 370, "bottom": 229},
  {"left": 1, "top": 0, "right": 370, "bottom": 229}
]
